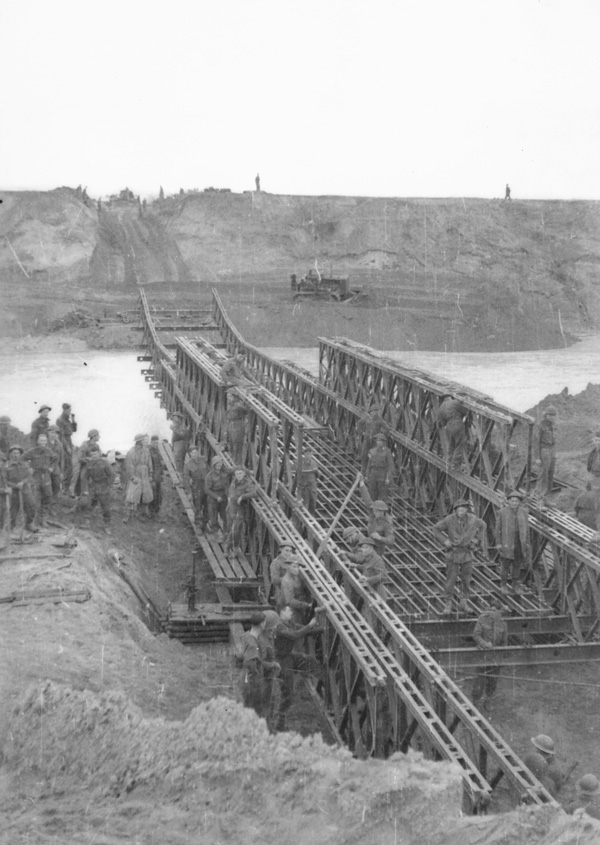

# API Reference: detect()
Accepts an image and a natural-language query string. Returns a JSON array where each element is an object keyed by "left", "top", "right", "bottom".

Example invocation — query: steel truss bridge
[{"left": 137, "top": 286, "right": 600, "bottom": 814}]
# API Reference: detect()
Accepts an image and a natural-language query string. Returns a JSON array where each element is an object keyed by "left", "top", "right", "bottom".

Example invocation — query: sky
[{"left": 2, "top": 0, "right": 599, "bottom": 200}]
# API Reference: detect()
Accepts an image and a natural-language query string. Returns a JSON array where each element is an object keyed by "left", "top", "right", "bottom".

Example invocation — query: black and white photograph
[{"left": 1, "top": 0, "right": 600, "bottom": 842}]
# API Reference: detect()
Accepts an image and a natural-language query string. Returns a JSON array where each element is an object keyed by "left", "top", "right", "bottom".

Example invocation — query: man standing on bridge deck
[
  {"left": 365, "top": 434, "right": 394, "bottom": 503},
  {"left": 170, "top": 412, "right": 190, "bottom": 474},
  {"left": 358, "top": 403, "right": 388, "bottom": 473},
  {"left": 471, "top": 596, "right": 507, "bottom": 711},
  {"left": 496, "top": 490, "right": 530, "bottom": 595},
  {"left": 344, "top": 537, "right": 388, "bottom": 599},
  {"left": 341, "top": 525, "right": 366, "bottom": 553},
  {"left": 438, "top": 394, "right": 470, "bottom": 472},
  {"left": 535, "top": 405, "right": 557, "bottom": 503},
  {"left": 357, "top": 473, "right": 395, "bottom": 555},
  {"left": 225, "top": 466, "right": 257, "bottom": 557},
  {"left": 295, "top": 444, "right": 319, "bottom": 515},
  {"left": 434, "top": 499, "right": 488, "bottom": 614},
  {"left": 206, "top": 455, "right": 233, "bottom": 539},
  {"left": 225, "top": 393, "right": 248, "bottom": 465},
  {"left": 183, "top": 445, "right": 208, "bottom": 529}
]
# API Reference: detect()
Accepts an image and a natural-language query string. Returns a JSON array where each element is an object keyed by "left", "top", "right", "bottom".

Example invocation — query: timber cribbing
[{"left": 135, "top": 288, "right": 573, "bottom": 814}]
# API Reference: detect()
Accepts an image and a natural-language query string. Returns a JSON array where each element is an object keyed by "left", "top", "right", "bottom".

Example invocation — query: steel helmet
[
  {"left": 372, "top": 500, "right": 388, "bottom": 511},
  {"left": 531, "top": 735, "right": 555, "bottom": 755},
  {"left": 342, "top": 526, "right": 358, "bottom": 540},
  {"left": 525, "top": 752, "right": 549, "bottom": 779},
  {"left": 577, "top": 774, "right": 600, "bottom": 796}
]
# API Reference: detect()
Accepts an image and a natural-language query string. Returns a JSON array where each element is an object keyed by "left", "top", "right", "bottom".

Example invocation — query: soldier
[
  {"left": 365, "top": 433, "right": 394, "bottom": 503},
  {"left": 527, "top": 735, "right": 567, "bottom": 795},
  {"left": 341, "top": 525, "right": 366, "bottom": 553},
  {"left": 295, "top": 445, "right": 319, "bottom": 514},
  {"left": 205, "top": 455, "right": 233, "bottom": 538},
  {"left": 237, "top": 612, "right": 280, "bottom": 718},
  {"left": 225, "top": 467, "right": 257, "bottom": 556},
  {"left": 123, "top": 433, "right": 154, "bottom": 523},
  {"left": 433, "top": 499, "right": 488, "bottom": 614},
  {"left": 495, "top": 490, "right": 530, "bottom": 595},
  {"left": 438, "top": 394, "right": 469, "bottom": 472},
  {"left": 358, "top": 474, "right": 395, "bottom": 555},
  {"left": 269, "top": 542, "right": 297, "bottom": 606},
  {"left": 566, "top": 774, "right": 600, "bottom": 819},
  {"left": 71, "top": 429, "right": 101, "bottom": 496},
  {"left": 345, "top": 537, "right": 387, "bottom": 598},
  {"left": 225, "top": 393, "right": 248, "bottom": 465},
  {"left": 273, "top": 604, "right": 324, "bottom": 731},
  {"left": 471, "top": 596, "right": 508, "bottom": 711},
  {"left": 183, "top": 446, "right": 208, "bottom": 529},
  {"left": 523, "top": 752, "right": 557, "bottom": 798},
  {"left": 170, "top": 412, "right": 190, "bottom": 475},
  {"left": 279, "top": 561, "right": 312, "bottom": 623},
  {"left": 574, "top": 481, "right": 597, "bottom": 531},
  {"left": 30, "top": 404, "right": 52, "bottom": 445},
  {"left": 3, "top": 445, "right": 36, "bottom": 531},
  {"left": 23, "top": 434, "right": 56, "bottom": 528},
  {"left": 81, "top": 444, "right": 114, "bottom": 530},
  {"left": 357, "top": 404, "right": 387, "bottom": 473},
  {"left": 220, "top": 353, "right": 252, "bottom": 388},
  {"left": 536, "top": 405, "right": 557, "bottom": 502},
  {"left": 46, "top": 424, "right": 64, "bottom": 501},
  {"left": 0, "top": 415, "right": 12, "bottom": 459},
  {"left": 148, "top": 436, "right": 163, "bottom": 519},
  {"left": 55, "top": 403, "right": 77, "bottom": 490}
]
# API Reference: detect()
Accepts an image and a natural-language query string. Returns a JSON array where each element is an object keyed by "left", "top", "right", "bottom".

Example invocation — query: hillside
[{"left": 2, "top": 187, "right": 600, "bottom": 350}]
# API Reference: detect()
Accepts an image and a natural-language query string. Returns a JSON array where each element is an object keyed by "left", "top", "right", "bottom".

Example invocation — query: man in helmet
[
  {"left": 23, "top": 434, "right": 57, "bottom": 528},
  {"left": 434, "top": 499, "right": 488, "bottom": 615},
  {"left": 566, "top": 774, "right": 600, "bottom": 819},
  {"left": 536, "top": 406, "right": 558, "bottom": 502},
  {"left": 29, "top": 404, "right": 51, "bottom": 445},
  {"left": 295, "top": 444, "right": 319, "bottom": 515},
  {"left": 81, "top": 444, "right": 114, "bottom": 530},
  {"left": 526, "top": 735, "right": 566, "bottom": 794},
  {"left": 341, "top": 525, "right": 366, "bottom": 553},
  {"left": 220, "top": 353, "right": 253, "bottom": 388},
  {"left": 357, "top": 403, "right": 388, "bottom": 473},
  {"left": 71, "top": 429, "right": 101, "bottom": 497},
  {"left": 365, "top": 433, "right": 394, "bottom": 503},
  {"left": 471, "top": 596, "right": 508, "bottom": 711},
  {"left": 344, "top": 537, "right": 388, "bottom": 599},
  {"left": 3, "top": 445, "right": 37, "bottom": 532},
  {"left": 357, "top": 472, "right": 395, "bottom": 555}
]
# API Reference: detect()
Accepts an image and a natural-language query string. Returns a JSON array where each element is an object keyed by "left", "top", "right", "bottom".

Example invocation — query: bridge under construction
[{"left": 136, "top": 287, "right": 600, "bottom": 814}]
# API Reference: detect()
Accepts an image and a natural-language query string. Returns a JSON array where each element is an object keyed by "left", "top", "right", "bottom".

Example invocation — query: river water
[{"left": 1, "top": 336, "right": 599, "bottom": 450}]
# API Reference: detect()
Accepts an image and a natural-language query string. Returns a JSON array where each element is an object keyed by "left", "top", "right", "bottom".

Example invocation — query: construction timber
[{"left": 137, "top": 286, "right": 600, "bottom": 813}]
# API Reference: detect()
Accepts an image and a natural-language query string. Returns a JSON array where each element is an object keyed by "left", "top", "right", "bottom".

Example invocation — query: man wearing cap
[
  {"left": 170, "top": 413, "right": 190, "bottom": 475},
  {"left": 56, "top": 404, "right": 77, "bottom": 491},
  {"left": 357, "top": 404, "right": 388, "bottom": 473},
  {"left": 273, "top": 604, "right": 324, "bottom": 731},
  {"left": 123, "top": 434, "right": 154, "bottom": 522},
  {"left": 295, "top": 445, "right": 319, "bottom": 515},
  {"left": 526, "top": 735, "right": 566, "bottom": 795},
  {"left": 471, "top": 596, "right": 508, "bottom": 711},
  {"left": 365, "top": 434, "right": 395, "bottom": 504},
  {"left": 225, "top": 467, "right": 257, "bottom": 557},
  {"left": 358, "top": 473, "right": 395, "bottom": 555},
  {"left": 46, "top": 425, "right": 65, "bottom": 501},
  {"left": 23, "top": 434, "right": 57, "bottom": 528},
  {"left": 237, "top": 612, "right": 280, "bottom": 717},
  {"left": 566, "top": 774, "right": 600, "bottom": 819},
  {"left": 205, "top": 455, "right": 233, "bottom": 538},
  {"left": 183, "top": 446, "right": 208, "bottom": 529},
  {"left": 495, "top": 490, "right": 530, "bottom": 595},
  {"left": 434, "top": 500, "right": 488, "bottom": 614},
  {"left": 345, "top": 538, "right": 388, "bottom": 599},
  {"left": 30, "top": 405, "right": 51, "bottom": 445},
  {"left": 81, "top": 444, "right": 114, "bottom": 529},
  {"left": 225, "top": 393, "right": 248, "bottom": 465},
  {"left": 0, "top": 415, "right": 12, "bottom": 459},
  {"left": 3, "top": 445, "right": 36, "bottom": 531},
  {"left": 269, "top": 542, "right": 296, "bottom": 606},
  {"left": 536, "top": 406, "right": 558, "bottom": 501},
  {"left": 148, "top": 436, "right": 163, "bottom": 519},
  {"left": 438, "top": 394, "right": 470, "bottom": 472}
]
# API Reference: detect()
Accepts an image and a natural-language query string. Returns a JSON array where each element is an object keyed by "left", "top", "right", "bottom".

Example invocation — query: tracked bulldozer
[{"left": 290, "top": 269, "right": 361, "bottom": 301}]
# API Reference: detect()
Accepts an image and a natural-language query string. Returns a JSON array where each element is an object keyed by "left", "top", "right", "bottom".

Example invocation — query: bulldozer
[{"left": 290, "top": 269, "right": 361, "bottom": 302}]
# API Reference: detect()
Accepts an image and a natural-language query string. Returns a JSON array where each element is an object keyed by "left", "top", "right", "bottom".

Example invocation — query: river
[{"left": 1, "top": 336, "right": 599, "bottom": 450}]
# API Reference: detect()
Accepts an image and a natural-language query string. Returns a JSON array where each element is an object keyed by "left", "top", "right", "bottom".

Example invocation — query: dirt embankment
[{"left": 2, "top": 188, "right": 600, "bottom": 351}]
